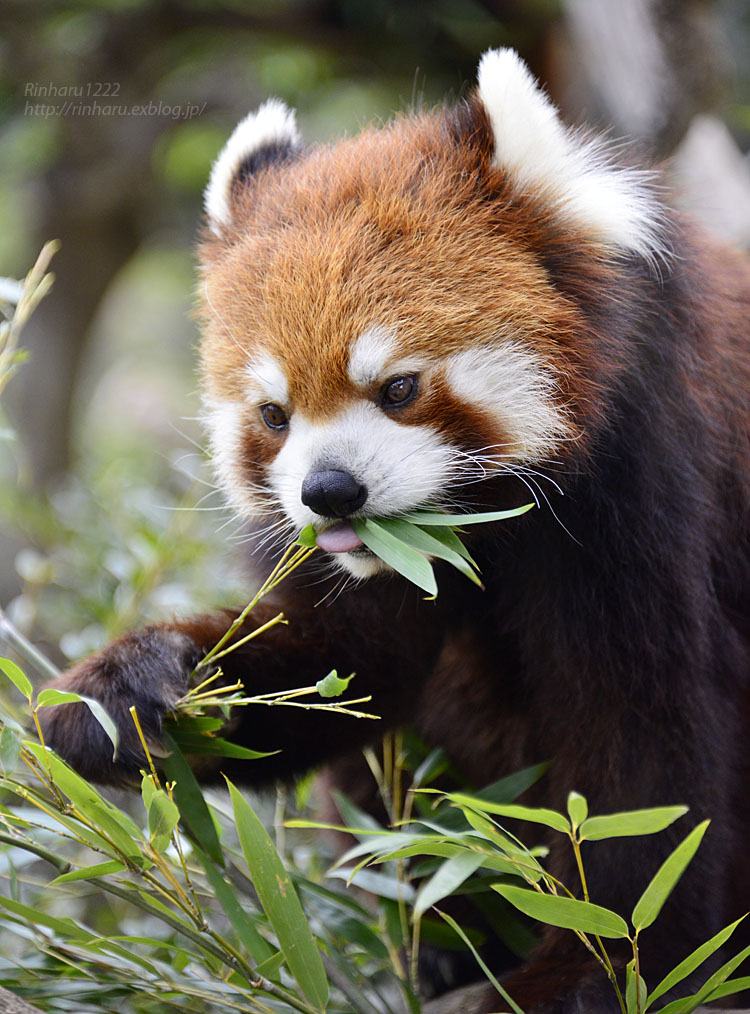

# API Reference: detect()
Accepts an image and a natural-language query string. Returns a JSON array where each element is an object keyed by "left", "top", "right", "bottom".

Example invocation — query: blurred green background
[{"left": 0, "top": 0, "right": 749, "bottom": 664}]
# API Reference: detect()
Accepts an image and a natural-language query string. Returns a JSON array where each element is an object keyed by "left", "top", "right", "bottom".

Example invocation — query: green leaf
[
  {"left": 254, "top": 949, "right": 286, "bottom": 980},
  {"left": 332, "top": 788, "right": 385, "bottom": 836},
  {"left": 0, "top": 658, "right": 32, "bottom": 700},
  {"left": 626, "top": 958, "right": 648, "bottom": 1014},
  {"left": 461, "top": 809, "right": 545, "bottom": 882},
  {"left": 631, "top": 821, "right": 709, "bottom": 931},
  {"left": 352, "top": 517, "right": 438, "bottom": 595},
  {"left": 436, "top": 908, "right": 525, "bottom": 1014},
  {"left": 296, "top": 524, "right": 318, "bottom": 548},
  {"left": 226, "top": 779, "right": 328, "bottom": 1011},
  {"left": 567, "top": 792, "right": 588, "bottom": 829},
  {"left": 0, "top": 894, "right": 92, "bottom": 940},
  {"left": 298, "top": 879, "right": 390, "bottom": 962},
  {"left": 417, "top": 524, "right": 476, "bottom": 564},
  {"left": 645, "top": 916, "right": 744, "bottom": 1008},
  {"left": 423, "top": 763, "right": 550, "bottom": 833},
  {"left": 78, "top": 695, "right": 120, "bottom": 757},
  {"left": 412, "top": 747, "right": 450, "bottom": 789},
  {"left": 580, "top": 806, "right": 688, "bottom": 841},
  {"left": 375, "top": 518, "right": 482, "bottom": 586},
  {"left": 25, "top": 742, "right": 144, "bottom": 862},
  {"left": 446, "top": 794, "right": 570, "bottom": 833},
  {"left": 653, "top": 945, "right": 750, "bottom": 1014},
  {"left": 147, "top": 789, "right": 180, "bottom": 851},
  {"left": 370, "top": 842, "right": 470, "bottom": 863},
  {"left": 51, "top": 860, "right": 127, "bottom": 885},
  {"left": 36, "top": 689, "right": 119, "bottom": 759},
  {"left": 686, "top": 942, "right": 750, "bottom": 1010},
  {"left": 196, "top": 848, "right": 276, "bottom": 966},
  {"left": 493, "top": 885, "right": 630, "bottom": 939},
  {"left": 0, "top": 774, "right": 127, "bottom": 856},
  {"left": 162, "top": 732, "right": 223, "bottom": 865},
  {"left": 703, "top": 975, "right": 750, "bottom": 1004},
  {"left": 402, "top": 504, "right": 534, "bottom": 525},
  {"left": 0, "top": 725, "right": 21, "bottom": 774},
  {"left": 168, "top": 729, "right": 277, "bottom": 759},
  {"left": 414, "top": 852, "right": 486, "bottom": 918},
  {"left": 328, "top": 866, "right": 416, "bottom": 901},
  {"left": 141, "top": 772, "right": 157, "bottom": 810},
  {"left": 316, "top": 670, "right": 354, "bottom": 698},
  {"left": 168, "top": 715, "right": 225, "bottom": 734},
  {"left": 36, "top": 689, "right": 82, "bottom": 707}
]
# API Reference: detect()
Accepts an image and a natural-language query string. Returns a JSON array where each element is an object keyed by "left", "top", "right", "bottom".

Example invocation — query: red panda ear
[
  {"left": 474, "top": 48, "right": 666, "bottom": 263},
  {"left": 203, "top": 99, "right": 301, "bottom": 236}
]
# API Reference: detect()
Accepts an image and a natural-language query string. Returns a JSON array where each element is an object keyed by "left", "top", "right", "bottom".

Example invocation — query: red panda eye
[
  {"left": 261, "top": 403, "right": 288, "bottom": 430},
  {"left": 381, "top": 375, "right": 418, "bottom": 408}
]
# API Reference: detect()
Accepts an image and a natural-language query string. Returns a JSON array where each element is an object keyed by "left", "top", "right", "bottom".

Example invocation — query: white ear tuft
[
  {"left": 204, "top": 99, "right": 301, "bottom": 236},
  {"left": 476, "top": 49, "right": 666, "bottom": 262}
]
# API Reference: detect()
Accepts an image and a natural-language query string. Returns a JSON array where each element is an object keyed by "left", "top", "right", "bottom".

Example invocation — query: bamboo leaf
[
  {"left": 402, "top": 504, "right": 534, "bottom": 525},
  {"left": 36, "top": 689, "right": 119, "bottom": 759},
  {"left": 296, "top": 524, "right": 318, "bottom": 548},
  {"left": 567, "top": 792, "right": 588, "bottom": 828},
  {"left": 25, "top": 742, "right": 144, "bottom": 861},
  {"left": 51, "top": 860, "right": 127, "bottom": 885},
  {"left": 162, "top": 732, "right": 223, "bottom": 865},
  {"left": 652, "top": 945, "right": 750, "bottom": 1014},
  {"left": 375, "top": 518, "right": 482, "bottom": 586},
  {"left": 626, "top": 959, "right": 648, "bottom": 1014},
  {"left": 195, "top": 848, "right": 276, "bottom": 967},
  {"left": 703, "top": 976, "right": 750, "bottom": 1004},
  {"left": 461, "top": 809, "right": 545, "bottom": 882},
  {"left": 580, "top": 806, "right": 688, "bottom": 841},
  {"left": 631, "top": 821, "right": 708, "bottom": 931},
  {"left": 168, "top": 729, "right": 277, "bottom": 759},
  {"left": 417, "top": 525, "right": 476, "bottom": 564},
  {"left": 0, "top": 725, "right": 21, "bottom": 773},
  {"left": 0, "top": 657, "right": 32, "bottom": 700},
  {"left": 493, "top": 885, "right": 630, "bottom": 939},
  {"left": 328, "top": 866, "right": 416, "bottom": 901},
  {"left": 316, "top": 670, "right": 354, "bottom": 698},
  {"left": 645, "top": 916, "right": 745, "bottom": 1008},
  {"left": 369, "top": 842, "right": 470, "bottom": 863},
  {"left": 446, "top": 794, "right": 570, "bottom": 833},
  {"left": 414, "top": 852, "right": 486, "bottom": 918},
  {"left": 227, "top": 778, "right": 328, "bottom": 1011},
  {"left": 147, "top": 789, "right": 180, "bottom": 851},
  {"left": 0, "top": 894, "right": 92, "bottom": 940},
  {"left": 419, "top": 763, "right": 550, "bottom": 832},
  {"left": 351, "top": 518, "right": 437, "bottom": 595}
]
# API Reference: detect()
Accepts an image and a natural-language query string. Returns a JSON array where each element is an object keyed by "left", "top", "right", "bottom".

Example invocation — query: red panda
[{"left": 42, "top": 49, "right": 750, "bottom": 1012}]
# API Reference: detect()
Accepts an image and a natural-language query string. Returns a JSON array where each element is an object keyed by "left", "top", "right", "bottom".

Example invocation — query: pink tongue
[{"left": 316, "top": 522, "right": 364, "bottom": 553}]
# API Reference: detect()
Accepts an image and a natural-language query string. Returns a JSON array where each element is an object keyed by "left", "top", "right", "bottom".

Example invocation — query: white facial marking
[
  {"left": 476, "top": 48, "right": 667, "bottom": 263},
  {"left": 204, "top": 99, "right": 300, "bottom": 235},
  {"left": 201, "top": 397, "right": 249, "bottom": 515},
  {"left": 245, "top": 353, "right": 289, "bottom": 406},
  {"left": 348, "top": 326, "right": 398, "bottom": 386},
  {"left": 445, "top": 344, "right": 572, "bottom": 460}
]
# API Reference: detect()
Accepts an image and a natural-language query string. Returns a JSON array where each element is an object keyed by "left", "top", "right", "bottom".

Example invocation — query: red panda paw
[{"left": 38, "top": 627, "right": 202, "bottom": 785}]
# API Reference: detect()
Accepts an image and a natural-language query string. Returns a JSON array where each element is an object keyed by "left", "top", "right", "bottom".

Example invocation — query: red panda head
[{"left": 197, "top": 49, "right": 666, "bottom": 577}]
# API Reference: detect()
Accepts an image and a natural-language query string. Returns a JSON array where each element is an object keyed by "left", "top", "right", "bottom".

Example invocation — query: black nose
[{"left": 300, "top": 469, "right": 368, "bottom": 518}]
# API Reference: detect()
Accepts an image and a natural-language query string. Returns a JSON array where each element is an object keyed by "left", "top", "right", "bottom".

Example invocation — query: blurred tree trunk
[
  {"left": 7, "top": 182, "right": 140, "bottom": 486},
  {"left": 0, "top": 985, "right": 44, "bottom": 1014}
]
